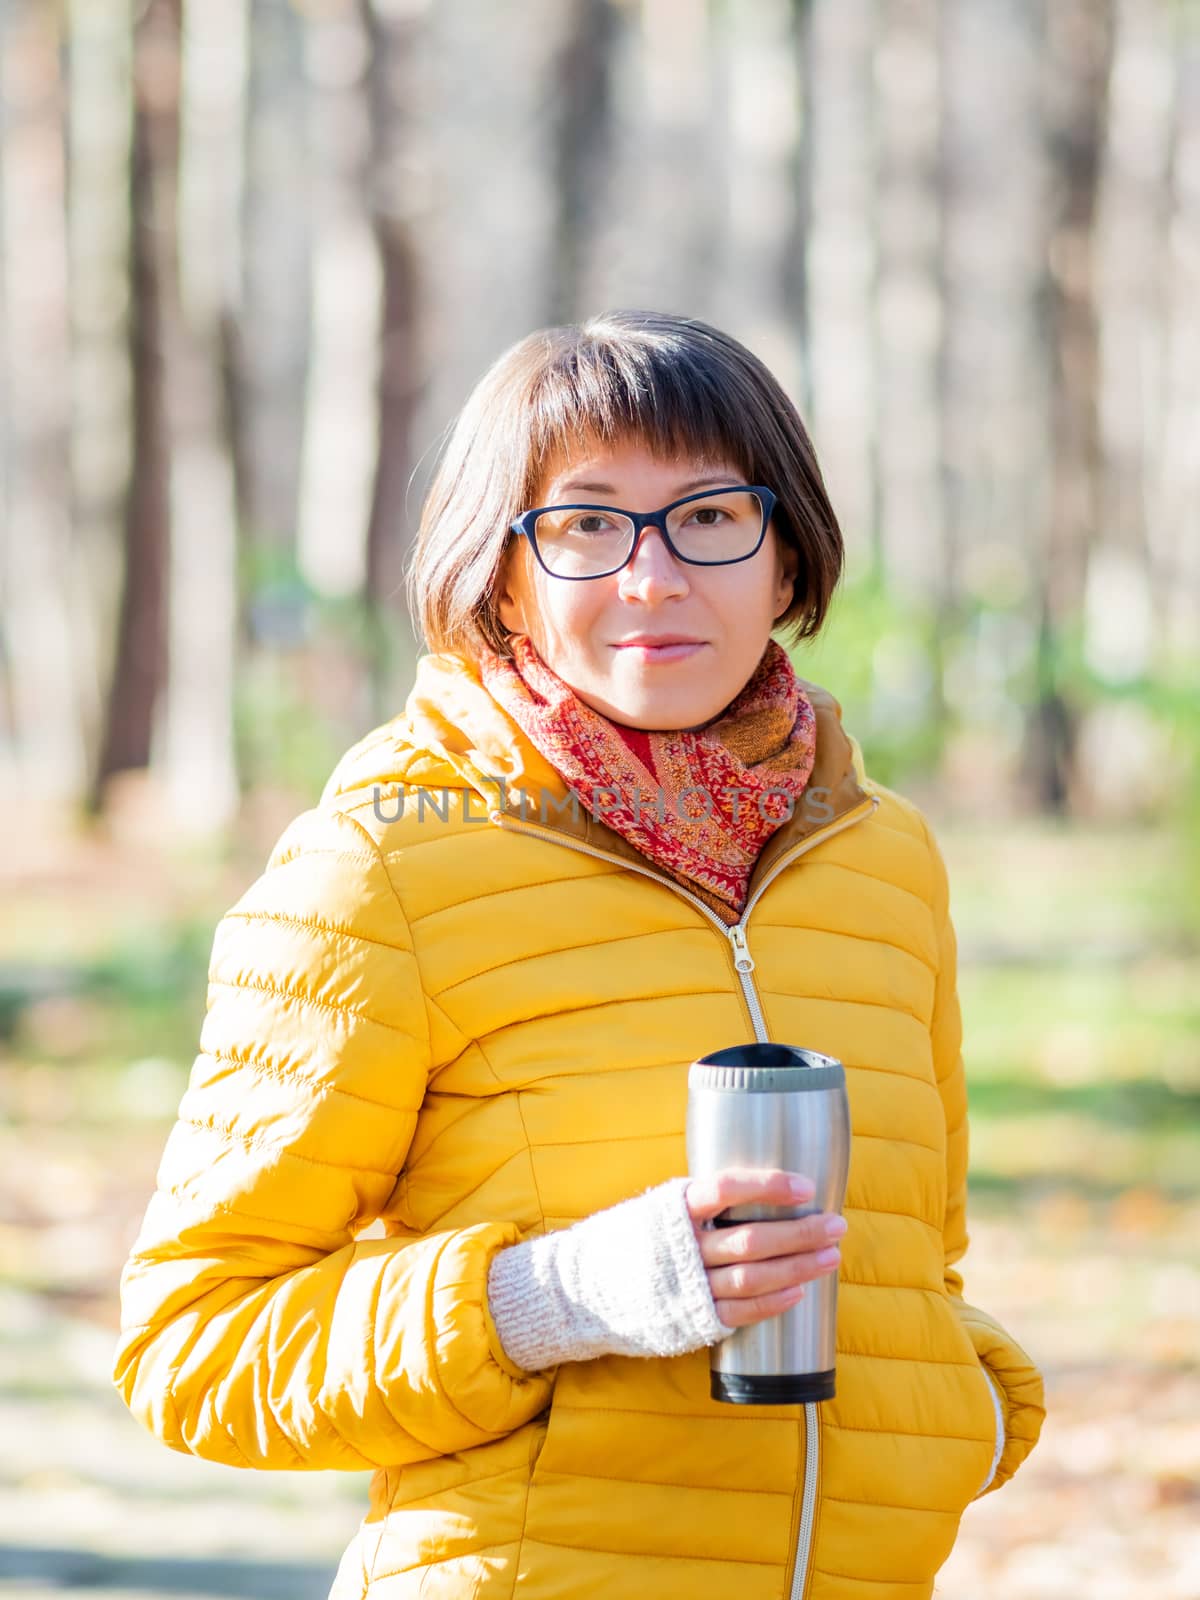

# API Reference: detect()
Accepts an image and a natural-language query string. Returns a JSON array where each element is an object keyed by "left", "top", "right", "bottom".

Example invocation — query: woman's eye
[{"left": 570, "top": 514, "right": 617, "bottom": 535}]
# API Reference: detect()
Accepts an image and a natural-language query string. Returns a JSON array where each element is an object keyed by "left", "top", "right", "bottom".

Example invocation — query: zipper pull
[{"left": 729, "top": 923, "right": 755, "bottom": 973}]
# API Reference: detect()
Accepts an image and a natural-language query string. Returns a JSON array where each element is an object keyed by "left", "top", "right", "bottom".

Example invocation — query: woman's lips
[{"left": 613, "top": 642, "right": 706, "bottom": 662}]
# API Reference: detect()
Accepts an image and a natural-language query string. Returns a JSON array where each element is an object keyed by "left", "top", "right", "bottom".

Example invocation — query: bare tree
[
  {"left": 158, "top": 0, "right": 245, "bottom": 834},
  {"left": 788, "top": 0, "right": 817, "bottom": 417},
  {"left": 1, "top": 0, "right": 81, "bottom": 800},
  {"left": 806, "top": 0, "right": 878, "bottom": 571},
  {"left": 235, "top": 0, "right": 312, "bottom": 555},
  {"left": 90, "top": 0, "right": 173, "bottom": 807},
  {"left": 938, "top": 0, "right": 1046, "bottom": 750},
  {"left": 873, "top": 0, "right": 944, "bottom": 604},
  {"left": 568, "top": 0, "right": 709, "bottom": 320},
  {"left": 548, "top": 0, "right": 619, "bottom": 327},
  {"left": 709, "top": 0, "right": 809, "bottom": 397},
  {"left": 1153, "top": 4, "right": 1200, "bottom": 653},
  {"left": 65, "top": 0, "right": 135, "bottom": 794},
  {"left": 360, "top": 0, "right": 429, "bottom": 716},
  {"left": 1025, "top": 0, "right": 1116, "bottom": 813}
]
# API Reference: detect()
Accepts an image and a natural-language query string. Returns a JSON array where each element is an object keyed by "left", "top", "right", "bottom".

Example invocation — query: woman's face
[{"left": 495, "top": 437, "right": 798, "bottom": 731}]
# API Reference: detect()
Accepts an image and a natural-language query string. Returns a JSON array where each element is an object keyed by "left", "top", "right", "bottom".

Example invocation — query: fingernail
[
  {"left": 824, "top": 1216, "right": 848, "bottom": 1239},
  {"left": 815, "top": 1245, "right": 841, "bottom": 1267},
  {"left": 788, "top": 1176, "right": 815, "bottom": 1198},
  {"left": 782, "top": 1284, "right": 807, "bottom": 1304}
]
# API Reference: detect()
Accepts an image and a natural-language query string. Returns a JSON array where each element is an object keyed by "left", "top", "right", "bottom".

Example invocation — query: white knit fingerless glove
[{"left": 487, "top": 1177, "right": 731, "bottom": 1372}]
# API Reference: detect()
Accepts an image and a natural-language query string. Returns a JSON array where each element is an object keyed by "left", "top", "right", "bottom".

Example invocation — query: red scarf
[{"left": 478, "top": 634, "right": 817, "bottom": 923}]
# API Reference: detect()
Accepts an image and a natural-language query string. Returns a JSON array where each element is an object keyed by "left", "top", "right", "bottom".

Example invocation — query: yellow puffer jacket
[{"left": 114, "top": 649, "right": 1045, "bottom": 1600}]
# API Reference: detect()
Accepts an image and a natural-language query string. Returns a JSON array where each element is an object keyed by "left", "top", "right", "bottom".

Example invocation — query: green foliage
[
  {"left": 233, "top": 544, "right": 381, "bottom": 804},
  {"left": 788, "top": 559, "right": 1199, "bottom": 884},
  {"left": 80, "top": 918, "right": 214, "bottom": 1077},
  {"left": 232, "top": 655, "right": 344, "bottom": 803},
  {"left": 1043, "top": 618, "right": 1200, "bottom": 925},
  {"left": 2, "top": 915, "right": 215, "bottom": 1124},
  {"left": 83, "top": 916, "right": 214, "bottom": 1017},
  {"left": 1109, "top": 653, "right": 1200, "bottom": 908},
  {"left": 786, "top": 563, "right": 947, "bottom": 789}
]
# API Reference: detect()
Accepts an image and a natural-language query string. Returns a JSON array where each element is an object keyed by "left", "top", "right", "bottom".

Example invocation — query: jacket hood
[{"left": 321, "top": 650, "right": 870, "bottom": 823}]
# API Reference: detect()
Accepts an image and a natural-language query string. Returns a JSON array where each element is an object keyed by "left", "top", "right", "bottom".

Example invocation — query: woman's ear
[
  {"left": 495, "top": 543, "right": 527, "bottom": 635},
  {"left": 774, "top": 535, "right": 800, "bottom": 620}
]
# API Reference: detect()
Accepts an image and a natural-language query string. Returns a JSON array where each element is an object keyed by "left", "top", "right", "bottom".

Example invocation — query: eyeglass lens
[{"left": 532, "top": 489, "right": 765, "bottom": 577}]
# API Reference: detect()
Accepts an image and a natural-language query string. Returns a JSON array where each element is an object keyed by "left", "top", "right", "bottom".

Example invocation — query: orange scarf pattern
[{"left": 478, "top": 635, "right": 817, "bottom": 923}]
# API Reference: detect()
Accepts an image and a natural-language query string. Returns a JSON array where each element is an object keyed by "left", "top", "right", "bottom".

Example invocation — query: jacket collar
[{"left": 323, "top": 650, "right": 873, "bottom": 904}]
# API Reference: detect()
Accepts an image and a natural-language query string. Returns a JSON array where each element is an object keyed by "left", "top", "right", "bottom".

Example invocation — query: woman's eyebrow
[{"left": 551, "top": 474, "right": 737, "bottom": 497}]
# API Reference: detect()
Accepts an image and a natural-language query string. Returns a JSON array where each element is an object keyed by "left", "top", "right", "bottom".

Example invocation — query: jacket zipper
[
  {"left": 488, "top": 795, "right": 878, "bottom": 1039},
  {"left": 489, "top": 790, "right": 880, "bottom": 1600}
]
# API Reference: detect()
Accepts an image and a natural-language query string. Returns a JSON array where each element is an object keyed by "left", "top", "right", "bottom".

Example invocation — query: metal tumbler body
[{"left": 686, "top": 1043, "right": 851, "bottom": 1405}]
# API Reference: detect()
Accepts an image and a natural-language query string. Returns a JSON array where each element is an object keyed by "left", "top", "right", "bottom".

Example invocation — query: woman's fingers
[
  {"left": 706, "top": 1244, "right": 840, "bottom": 1305},
  {"left": 713, "top": 1280, "right": 811, "bottom": 1331},
  {"left": 696, "top": 1211, "right": 844, "bottom": 1268},
  {"left": 684, "top": 1167, "right": 847, "bottom": 1331},
  {"left": 685, "top": 1167, "right": 815, "bottom": 1225}
]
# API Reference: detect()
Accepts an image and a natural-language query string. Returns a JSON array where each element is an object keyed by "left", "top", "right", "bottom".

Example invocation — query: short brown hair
[{"left": 405, "top": 309, "right": 844, "bottom": 660}]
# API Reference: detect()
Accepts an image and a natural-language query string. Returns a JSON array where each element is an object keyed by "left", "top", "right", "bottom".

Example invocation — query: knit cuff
[{"left": 487, "top": 1177, "right": 730, "bottom": 1373}]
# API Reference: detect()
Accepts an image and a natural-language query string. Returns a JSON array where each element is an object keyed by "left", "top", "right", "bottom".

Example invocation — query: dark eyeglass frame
[{"left": 509, "top": 484, "right": 778, "bottom": 580}]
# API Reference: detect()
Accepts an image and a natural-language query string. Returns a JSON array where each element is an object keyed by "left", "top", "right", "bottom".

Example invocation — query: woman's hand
[{"left": 685, "top": 1167, "right": 848, "bottom": 1330}]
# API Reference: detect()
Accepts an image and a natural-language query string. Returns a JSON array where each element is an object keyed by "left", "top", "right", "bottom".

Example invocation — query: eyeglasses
[{"left": 509, "top": 484, "right": 778, "bottom": 580}]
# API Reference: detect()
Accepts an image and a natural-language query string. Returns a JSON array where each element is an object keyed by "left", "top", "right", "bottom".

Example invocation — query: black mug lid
[{"left": 689, "top": 1042, "right": 844, "bottom": 1094}]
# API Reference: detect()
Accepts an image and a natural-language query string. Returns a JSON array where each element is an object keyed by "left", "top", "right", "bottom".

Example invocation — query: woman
[{"left": 113, "top": 309, "right": 1045, "bottom": 1600}]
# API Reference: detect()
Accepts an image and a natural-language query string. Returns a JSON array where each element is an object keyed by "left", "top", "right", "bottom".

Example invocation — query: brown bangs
[{"left": 523, "top": 332, "right": 756, "bottom": 489}]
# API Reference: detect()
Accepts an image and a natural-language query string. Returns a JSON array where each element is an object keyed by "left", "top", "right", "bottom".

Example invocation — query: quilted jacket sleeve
[
  {"left": 923, "top": 816, "right": 1047, "bottom": 1498},
  {"left": 112, "top": 805, "right": 552, "bottom": 1471}
]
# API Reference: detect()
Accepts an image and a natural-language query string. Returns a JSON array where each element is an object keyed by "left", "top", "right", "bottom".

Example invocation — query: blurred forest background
[{"left": 1, "top": 0, "right": 1198, "bottom": 1597}]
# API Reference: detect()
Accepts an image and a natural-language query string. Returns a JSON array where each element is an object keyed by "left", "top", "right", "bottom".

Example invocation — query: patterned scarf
[{"left": 478, "top": 633, "right": 817, "bottom": 923}]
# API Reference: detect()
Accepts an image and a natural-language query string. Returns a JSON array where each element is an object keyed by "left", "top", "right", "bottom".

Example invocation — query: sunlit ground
[{"left": 1, "top": 801, "right": 1197, "bottom": 1598}]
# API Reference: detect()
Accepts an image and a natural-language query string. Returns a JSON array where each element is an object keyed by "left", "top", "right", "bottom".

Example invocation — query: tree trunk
[
  {"left": 236, "top": 0, "right": 311, "bottom": 556},
  {"left": 788, "top": 0, "right": 816, "bottom": 418},
  {"left": 0, "top": 0, "right": 82, "bottom": 803},
  {"left": 408, "top": 0, "right": 568, "bottom": 627},
  {"left": 806, "top": 0, "right": 878, "bottom": 572},
  {"left": 65, "top": 0, "right": 135, "bottom": 795},
  {"left": 1154, "top": 7, "right": 1200, "bottom": 655},
  {"left": 1024, "top": 0, "right": 1115, "bottom": 814},
  {"left": 548, "top": 0, "right": 618, "bottom": 327},
  {"left": 938, "top": 0, "right": 1046, "bottom": 780},
  {"left": 589, "top": 0, "right": 710, "bottom": 317},
  {"left": 158, "top": 0, "right": 244, "bottom": 835},
  {"left": 709, "top": 0, "right": 807, "bottom": 397},
  {"left": 872, "top": 0, "right": 943, "bottom": 602},
  {"left": 90, "top": 0, "right": 173, "bottom": 806},
  {"left": 297, "top": 2, "right": 377, "bottom": 610},
  {"left": 360, "top": 0, "right": 431, "bottom": 718}
]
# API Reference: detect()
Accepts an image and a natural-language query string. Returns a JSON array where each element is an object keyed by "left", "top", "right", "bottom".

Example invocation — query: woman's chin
[{"left": 579, "top": 684, "right": 724, "bottom": 732}]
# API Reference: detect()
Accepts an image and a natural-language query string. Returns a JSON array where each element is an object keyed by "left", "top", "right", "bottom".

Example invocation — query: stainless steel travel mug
[{"left": 686, "top": 1042, "right": 851, "bottom": 1405}]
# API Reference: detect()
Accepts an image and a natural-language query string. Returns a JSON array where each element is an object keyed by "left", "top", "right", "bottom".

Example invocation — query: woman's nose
[{"left": 617, "top": 525, "right": 690, "bottom": 601}]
